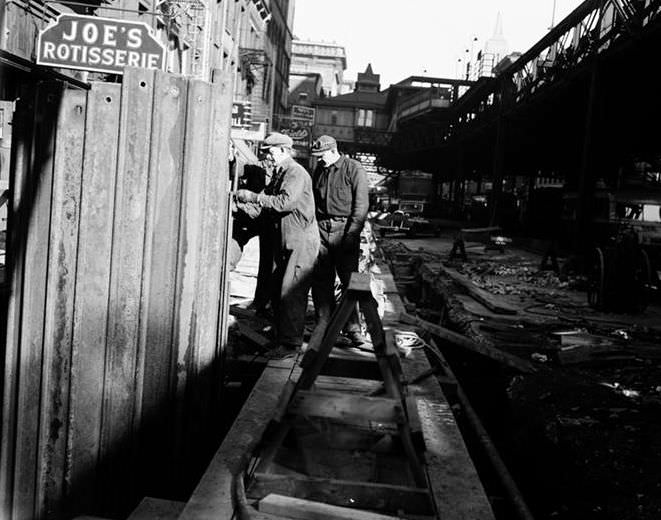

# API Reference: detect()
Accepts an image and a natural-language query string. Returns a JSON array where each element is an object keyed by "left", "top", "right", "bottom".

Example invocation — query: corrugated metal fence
[{"left": 1, "top": 68, "right": 233, "bottom": 519}]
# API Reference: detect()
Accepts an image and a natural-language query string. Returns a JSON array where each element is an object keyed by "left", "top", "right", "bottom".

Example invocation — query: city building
[
  {"left": 266, "top": 0, "right": 295, "bottom": 127},
  {"left": 0, "top": 0, "right": 294, "bottom": 153},
  {"left": 313, "top": 63, "right": 390, "bottom": 155},
  {"left": 291, "top": 39, "right": 347, "bottom": 97},
  {"left": 288, "top": 71, "right": 324, "bottom": 106},
  {"left": 277, "top": 71, "right": 322, "bottom": 163}
]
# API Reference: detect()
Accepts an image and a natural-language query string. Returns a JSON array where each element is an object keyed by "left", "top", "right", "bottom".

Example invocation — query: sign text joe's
[{"left": 37, "top": 14, "right": 166, "bottom": 75}]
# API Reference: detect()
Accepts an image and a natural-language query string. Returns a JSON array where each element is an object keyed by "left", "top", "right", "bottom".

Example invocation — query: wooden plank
[
  {"left": 459, "top": 226, "right": 501, "bottom": 234},
  {"left": 36, "top": 86, "right": 87, "bottom": 518},
  {"left": 170, "top": 78, "right": 215, "bottom": 480},
  {"left": 179, "top": 362, "right": 296, "bottom": 519},
  {"left": 438, "top": 263, "right": 518, "bottom": 315},
  {"left": 11, "top": 81, "right": 62, "bottom": 520},
  {"left": 318, "top": 355, "right": 382, "bottom": 381},
  {"left": 249, "top": 473, "right": 434, "bottom": 516},
  {"left": 400, "top": 344, "right": 495, "bottom": 520},
  {"left": 229, "top": 305, "right": 256, "bottom": 319},
  {"left": 289, "top": 391, "right": 405, "bottom": 424},
  {"left": 0, "top": 84, "right": 35, "bottom": 518},
  {"left": 424, "top": 336, "right": 535, "bottom": 520},
  {"left": 134, "top": 69, "right": 187, "bottom": 496},
  {"left": 209, "top": 70, "right": 233, "bottom": 358},
  {"left": 259, "top": 493, "right": 400, "bottom": 520},
  {"left": 101, "top": 69, "right": 155, "bottom": 510},
  {"left": 126, "top": 497, "right": 185, "bottom": 520},
  {"left": 399, "top": 312, "right": 536, "bottom": 373},
  {"left": 237, "top": 321, "right": 271, "bottom": 348},
  {"left": 67, "top": 82, "right": 121, "bottom": 516},
  {"left": 314, "top": 375, "right": 383, "bottom": 395},
  {"left": 347, "top": 272, "right": 372, "bottom": 292}
]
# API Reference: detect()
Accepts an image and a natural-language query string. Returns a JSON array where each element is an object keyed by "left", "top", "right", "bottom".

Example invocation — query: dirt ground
[{"left": 379, "top": 234, "right": 661, "bottom": 520}]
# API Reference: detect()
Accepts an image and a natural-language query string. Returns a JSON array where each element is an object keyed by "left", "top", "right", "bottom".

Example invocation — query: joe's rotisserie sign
[{"left": 37, "top": 14, "right": 166, "bottom": 75}]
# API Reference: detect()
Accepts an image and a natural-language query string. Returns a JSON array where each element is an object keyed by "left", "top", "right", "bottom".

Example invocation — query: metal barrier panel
[{"left": 1, "top": 68, "right": 233, "bottom": 519}]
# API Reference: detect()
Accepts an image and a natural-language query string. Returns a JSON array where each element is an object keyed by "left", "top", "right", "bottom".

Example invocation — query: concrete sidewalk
[{"left": 229, "top": 236, "right": 261, "bottom": 307}]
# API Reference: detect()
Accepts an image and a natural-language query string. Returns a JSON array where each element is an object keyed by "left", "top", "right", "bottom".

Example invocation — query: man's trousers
[
  {"left": 271, "top": 233, "right": 319, "bottom": 347},
  {"left": 311, "top": 217, "right": 362, "bottom": 334}
]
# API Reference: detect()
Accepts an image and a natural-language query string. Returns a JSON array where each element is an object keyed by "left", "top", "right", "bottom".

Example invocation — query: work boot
[
  {"left": 346, "top": 331, "right": 365, "bottom": 347},
  {"left": 267, "top": 344, "right": 298, "bottom": 360}
]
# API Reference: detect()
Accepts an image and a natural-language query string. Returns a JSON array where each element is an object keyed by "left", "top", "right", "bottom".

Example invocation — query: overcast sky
[{"left": 293, "top": 0, "right": 585, "bottom": 87}]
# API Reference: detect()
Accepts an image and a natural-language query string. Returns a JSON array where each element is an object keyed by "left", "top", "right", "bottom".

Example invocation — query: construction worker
[
  {"left": 310, "top": 135, "right": 369, "bottom": 347},
  {"left": 235, "top": 132, "right": 319, "bottom": 357},
  {"left": 228, "top": 161, "right": 275, "bottom": 315}
]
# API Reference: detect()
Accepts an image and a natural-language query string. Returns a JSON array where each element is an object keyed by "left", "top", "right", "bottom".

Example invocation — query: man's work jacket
[
  {"left": 257, "top": 156, "right": 318, "bottom": 250},
  {"left": 312, "top": 155, "right": 369, "bottom": 238}
]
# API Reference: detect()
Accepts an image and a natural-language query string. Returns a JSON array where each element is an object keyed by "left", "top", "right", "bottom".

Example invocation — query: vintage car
[{"left": 374, "top": 200, "right": 441, "bottom": 237}]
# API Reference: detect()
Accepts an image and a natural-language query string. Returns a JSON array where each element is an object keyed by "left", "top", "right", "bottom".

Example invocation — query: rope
[{"left": 393, "top": 329, "right": 430, "bottom": 356}]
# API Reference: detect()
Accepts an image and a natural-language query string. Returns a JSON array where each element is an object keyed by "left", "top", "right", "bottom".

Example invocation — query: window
[
  {"left": 298, "top": 92, "right": 308, "bottom": 100},
  {"left": 331, "top": 111, "right": 338, "bottom": 125},
  {"left": 357, "top": 109, "right": 374, "bottom": 127}
]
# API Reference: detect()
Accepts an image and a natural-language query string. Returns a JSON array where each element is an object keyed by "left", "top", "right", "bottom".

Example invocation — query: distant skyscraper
[
  {"left": 484, "top": 12, "right": 509, "bottom": 64},
  {"left": 475, "top": 13, "right": 510, "bottom": 79}
]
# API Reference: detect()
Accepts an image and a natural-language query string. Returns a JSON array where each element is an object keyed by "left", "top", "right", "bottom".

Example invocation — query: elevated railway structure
[{"left": 383, "top": 0, "right": 661, "bottom": 246}]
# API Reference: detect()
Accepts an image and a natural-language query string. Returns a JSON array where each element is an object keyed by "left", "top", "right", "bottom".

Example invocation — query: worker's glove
[
  {"left": 235, "top": 189, "right": 258, "bottom": 203},
  {"left": 238, "top": 201, "right": 262, "bottom": 219}
]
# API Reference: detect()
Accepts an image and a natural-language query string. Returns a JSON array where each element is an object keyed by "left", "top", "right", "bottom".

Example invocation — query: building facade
[
  {"left": 291, "top": 39, "right": 347, "bottom": 97},
  {"left": 312, "top": 64, "right": 390, "bottom": 155},
  {"left": 266, "top": 0, "right": 295, "bottom": 126}
]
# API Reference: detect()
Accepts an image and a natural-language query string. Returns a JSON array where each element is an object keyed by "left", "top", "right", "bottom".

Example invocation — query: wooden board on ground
[
  {"left": 313, "top": 375, "right": 383, "bottom": 395},
  {"left": 438, "top": 263, "right": 518, "bottom": 315},
  {"left": 289, "top": 391, "right": 404, "bottom": 424},
  {"left": 126, "top": 497, "right": 185, "bottom": 519},
  {"left": 259, "top": 493, "right": 401, "bottom": 520},
  {"left": 249, "top": 475, "right": 433, "bottom": 516},
  {"left": 399, "top": 312, "right": 536, "bottom": 373},
  {"left": 238, "top": 321, "right": 271, "bottom": 348},
  {"left": 179, "top": 361, "right": 295, "bottom": 519},
  {"left": 398, "top": 333, "right": 497, "bottom": 520}
]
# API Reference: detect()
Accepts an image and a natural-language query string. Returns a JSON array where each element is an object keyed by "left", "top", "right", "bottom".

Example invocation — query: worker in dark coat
[
  {"left": 310, "top": 135, "right": 369, "bottom": 347},
  {"left": 228, "top": 161, "right": 274, "bottom": 314},
  {"left": 235, "top": 133, "right": 319, "bottom": 357}
]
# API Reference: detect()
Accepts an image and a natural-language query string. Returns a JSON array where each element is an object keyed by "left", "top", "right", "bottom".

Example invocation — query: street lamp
[{"left": 466, "top": 36, "right": 478, "bottom": 80}]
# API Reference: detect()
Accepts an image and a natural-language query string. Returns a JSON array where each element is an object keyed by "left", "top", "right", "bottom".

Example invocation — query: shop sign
[
  {"left": 279, "top": 119, "right": 311, "bottom": 149},
  {"left": 36, "top": 14, "right": 166, "bottom": 75},
  {"left": 291, "top": 104, "right": 315, "bottom": 123},
  {"left": 232, "top": 102, "right": 252, "bottom": 128}
]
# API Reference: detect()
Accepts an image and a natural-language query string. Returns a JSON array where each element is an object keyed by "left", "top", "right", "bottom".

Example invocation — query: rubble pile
[
  {"left": 457, "top": 259, "right": 584, "bottom": 295},
  {"left": 377, "top": 235, "right": 661, "bottom": 520}
]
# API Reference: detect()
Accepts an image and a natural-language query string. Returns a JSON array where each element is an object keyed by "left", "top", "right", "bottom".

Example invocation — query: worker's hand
[
  {"left": 239, "top": 201, "right": 262, "bottom": 219},
  {"left": 235, "top": 189, "right": 258, "bottom": 203}
]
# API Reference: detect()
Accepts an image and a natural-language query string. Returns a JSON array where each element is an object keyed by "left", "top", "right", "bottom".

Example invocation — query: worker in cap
[
  {"left": 235, "top": 132, "right": 320, "bottom": 358},
  {"left": 309, "top": 135, "right": 369, "bottom": 347}
]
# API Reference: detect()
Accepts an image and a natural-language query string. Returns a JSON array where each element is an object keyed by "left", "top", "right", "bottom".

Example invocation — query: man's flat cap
[
  {"left": 260, "top": 132, "right": 293, "bottom": 149},
  {"left": 311, "top": 135, "right": 337, "bottom": 155}
]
